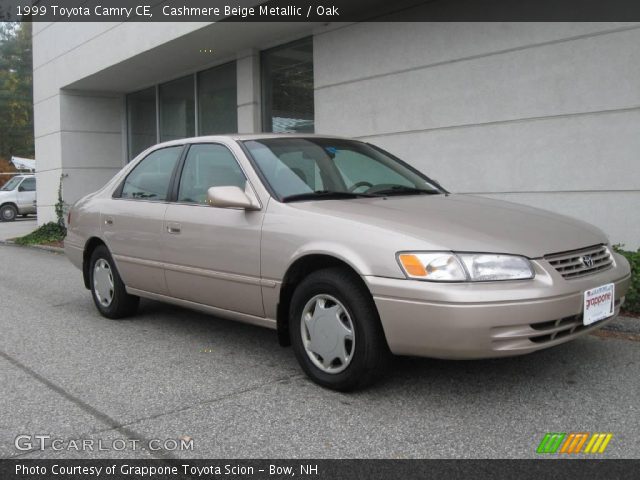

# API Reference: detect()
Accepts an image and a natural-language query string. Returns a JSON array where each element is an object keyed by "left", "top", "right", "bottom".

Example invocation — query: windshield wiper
[
  {"left": 282, "top": 190, "right": 376, "bottom": 203},
  {"left": 372, "top": 186, "right": 441, "bottom": 196}
]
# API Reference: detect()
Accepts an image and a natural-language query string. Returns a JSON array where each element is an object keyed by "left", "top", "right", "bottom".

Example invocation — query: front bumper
[{"left": 365, "top": 252, "right": 631, "bottom": 359}]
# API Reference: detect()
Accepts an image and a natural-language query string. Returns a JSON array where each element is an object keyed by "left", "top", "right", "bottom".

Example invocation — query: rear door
[
  {"left": 16, "top": 177, "right": 36, "bottom": 213},
  {"left": 102, "top": 145, "right": 184, "bottom": 295},
  {"left": 162, "top": 143, "right": 265, "bottom": 316}
]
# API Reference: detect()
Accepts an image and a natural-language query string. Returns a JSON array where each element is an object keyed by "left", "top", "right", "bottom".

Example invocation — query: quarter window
[
  {"left": 120, "top": 146, "right": 182, "bottom": 201},
  {"left": 178, "top": 144, "right": 246, "bottom": 204}
]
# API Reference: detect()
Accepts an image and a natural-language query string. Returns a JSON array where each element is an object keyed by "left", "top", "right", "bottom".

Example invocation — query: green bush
[
  {"left": 613, "top": 245, "right": 640, "bottom": 314},
  {"left": 14, "top": 222, "right": 66, "bottom": 246}
]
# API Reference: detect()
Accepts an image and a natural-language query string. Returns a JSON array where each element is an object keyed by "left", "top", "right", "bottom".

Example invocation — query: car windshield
[
  {"left": 0, "top": 176, "right": 23, "bottom": 191},
  {"left": 241, "top": 138, "right": 444, "bottom": 202}
]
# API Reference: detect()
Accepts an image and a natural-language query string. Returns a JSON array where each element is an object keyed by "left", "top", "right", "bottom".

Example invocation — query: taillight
[{"left": 67, "top": 210, "right": 71, "bottom": 226}]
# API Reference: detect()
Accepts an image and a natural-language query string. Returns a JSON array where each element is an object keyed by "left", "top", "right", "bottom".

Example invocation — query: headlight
[{"left": 398, "top": 252, "right": 534, "bottom": 282}]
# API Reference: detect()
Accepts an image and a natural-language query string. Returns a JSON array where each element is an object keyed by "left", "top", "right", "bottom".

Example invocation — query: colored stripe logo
[{"left": 537, "top": 433, "right": 612, "bottom": 454}]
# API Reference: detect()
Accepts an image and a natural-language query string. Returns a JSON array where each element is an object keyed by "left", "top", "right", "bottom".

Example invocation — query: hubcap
[
  {"left": 301, "top": 294, "right": 355, "bottom": 374},
  {"left": 2, "top": 208, "right": 14, "bottom": 220},
  {"left": 93, "top": 259, "right": 114, "bottom": 307}
]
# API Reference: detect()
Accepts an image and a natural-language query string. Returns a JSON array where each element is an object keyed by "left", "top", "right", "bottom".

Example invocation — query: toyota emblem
[{"left": 582, "top": 255, "right": 594, "bottom": 268}]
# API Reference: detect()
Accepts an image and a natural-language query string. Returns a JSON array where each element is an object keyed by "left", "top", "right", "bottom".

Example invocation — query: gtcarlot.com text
[{"left": 14, "top": 434, "right": 193, "bottom": 452}]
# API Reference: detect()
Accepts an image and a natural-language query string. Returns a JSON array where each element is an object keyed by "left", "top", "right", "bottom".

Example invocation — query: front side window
[
  {"left": 1, "top": 176, "right": 23, "bottom": 191},
  {"left": 19, "top": 177, "right": 35, "bottom": 191},
  {"left": 178, "top": 144, "right": 246, "bottom": 204},
  {"left": 243, "top": 138, "right": 443, "bottom": 201},
  {"left": 119, "top": 146, "right": 182, "bottom": 201}
]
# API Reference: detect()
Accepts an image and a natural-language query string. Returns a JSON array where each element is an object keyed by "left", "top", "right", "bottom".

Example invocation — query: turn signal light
[{"left": 398, "top": 254, "right": 427, "bottom": 277}]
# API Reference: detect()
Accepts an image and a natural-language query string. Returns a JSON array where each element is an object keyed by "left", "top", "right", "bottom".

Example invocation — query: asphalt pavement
[
  {"left": 0, "top": 217, "right": 37, "bottom": 241},
  {"left": 0, "top": 244, "right": 639, "bottom": 459}
]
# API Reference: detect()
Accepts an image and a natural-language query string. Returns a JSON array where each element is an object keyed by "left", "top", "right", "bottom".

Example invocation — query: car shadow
[{"left": 131, "top": 297, "right": 606, "bottom": 400}]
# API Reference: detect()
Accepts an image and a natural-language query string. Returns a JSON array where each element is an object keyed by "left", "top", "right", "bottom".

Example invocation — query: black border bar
[
  {"left": 3, "top": 0, "right": 640, "bottom": 22},
  {"left": 1, "top": 459, "right": 640, "bottom": 480}
]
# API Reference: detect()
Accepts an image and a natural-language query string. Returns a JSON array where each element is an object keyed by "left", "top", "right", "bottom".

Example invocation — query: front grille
[{"left": 545, "top": 244, "right": 613, "bottom": 279}]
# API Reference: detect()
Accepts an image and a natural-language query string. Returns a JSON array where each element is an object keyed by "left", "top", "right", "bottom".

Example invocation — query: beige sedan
[{"left": 65, "top": 135, "right": 631, "bottom": 390}]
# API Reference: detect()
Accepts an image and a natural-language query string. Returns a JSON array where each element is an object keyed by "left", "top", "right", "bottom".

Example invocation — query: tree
[{"left": 0, "top": 22, "right": 34, "bottom": 163}]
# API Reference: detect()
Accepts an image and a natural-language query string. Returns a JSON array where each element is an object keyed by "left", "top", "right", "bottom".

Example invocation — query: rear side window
[
  {"left": 119, "top": 146, "right": 182, "bottom": 201},
  {"left": 19, "top": 177, "right": 36, "bottom": 191},
  {"left": 177, "top": 144, "right": 246, "bottom": 204}
]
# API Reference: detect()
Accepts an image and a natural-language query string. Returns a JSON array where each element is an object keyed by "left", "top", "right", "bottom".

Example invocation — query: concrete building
[{"left": 33, "top": 21, "right": 640, "bottom": 247}]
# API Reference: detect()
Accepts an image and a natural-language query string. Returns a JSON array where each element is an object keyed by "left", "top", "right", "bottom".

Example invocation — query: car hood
[{"left": 289, "top": 194, "right": 608, "bottom": 258}]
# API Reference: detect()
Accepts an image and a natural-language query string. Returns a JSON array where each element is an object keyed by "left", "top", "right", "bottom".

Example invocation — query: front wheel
[
  {"left": 89, "top": 245, "right": 139, "bottom": 319},
  {"left": 289, "top": 268, "right": 389, "bottom": 391},
  {"left": 1, "top": 204, "right": 17, "bottom": 222}
]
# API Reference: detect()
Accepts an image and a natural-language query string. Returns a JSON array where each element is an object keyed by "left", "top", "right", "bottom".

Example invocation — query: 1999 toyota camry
[{"left": 65, "top": 135, "right": 631, "bottom": 390}]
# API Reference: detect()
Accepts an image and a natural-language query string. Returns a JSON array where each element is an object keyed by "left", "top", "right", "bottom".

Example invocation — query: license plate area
[{"left": 583, "top": 283, "right": 615, "bottom": 326}]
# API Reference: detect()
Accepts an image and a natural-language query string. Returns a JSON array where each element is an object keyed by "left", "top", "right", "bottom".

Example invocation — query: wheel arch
[
  {"left": 82, "top": 237, "right": 107, "bottom": 289},
  {"left": 0, "top": 202, "right": 18, "bottom": 214},
  {"left": 276, "top": 253, "right": 374, "bottom": 347}
]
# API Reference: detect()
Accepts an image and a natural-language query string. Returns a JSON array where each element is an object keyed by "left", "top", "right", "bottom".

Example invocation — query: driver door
[{"left": 162, "top": 143, "right": 264, "bottom": 317}]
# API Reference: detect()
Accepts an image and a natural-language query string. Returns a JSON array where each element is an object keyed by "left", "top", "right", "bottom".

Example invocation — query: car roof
[{"left": 150, "top": 133, "right": 351, "bottom": 149}]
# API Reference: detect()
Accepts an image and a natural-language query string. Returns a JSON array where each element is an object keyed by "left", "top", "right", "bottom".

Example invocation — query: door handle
[
  {"left": 167, "top": 222, "right": 181, "bottom": 234},
  {"left": 104, "top": 217, "right": 113, "bottom": 225}
]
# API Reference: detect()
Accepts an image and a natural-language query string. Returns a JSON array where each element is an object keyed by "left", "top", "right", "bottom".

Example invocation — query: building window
[
  {"left": 262, "top": 37, "right": 314, "bottom": 133},
  {"left": 127, "top": 87, "right": 157, "bottom": 159},
  {"left": 159, "top": 75, "right": 195, "bottom": 142},
  {"left": 198, "top": 62, "right": 238, "bottom": 135}
]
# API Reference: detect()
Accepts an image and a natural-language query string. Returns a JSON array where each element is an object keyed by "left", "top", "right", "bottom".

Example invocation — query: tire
[
  {"left": 89, "top": 245, "right": 139, "bottom": 319},
  {"left": 1, "top": 204, "right": 17, "bottom": 222},
  {"left": 289, "top": 267, "right": 389, "bottom": 391}
]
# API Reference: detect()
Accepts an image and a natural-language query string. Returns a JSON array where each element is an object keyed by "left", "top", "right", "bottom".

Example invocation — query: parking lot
[
  {"left": 1, "top": 244, "right": 639, "bottom": 459},
  {"left": 0, "top": 217, "right": 37, "bottom": 242}
]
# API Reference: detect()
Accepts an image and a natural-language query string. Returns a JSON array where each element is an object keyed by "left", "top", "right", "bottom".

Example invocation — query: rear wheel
[
  {"left": 89, "top": 245, "right": 139, "bottom": 319},
  {"left": 289, "top": 267, "right": 389, "bottom": 391},
  {"left": 1, "top": 204, "right": 17, "bottom": 222}
]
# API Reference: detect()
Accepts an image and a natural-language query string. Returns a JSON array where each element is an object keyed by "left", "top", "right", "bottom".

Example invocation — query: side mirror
[
  {"left": 206, "top": 186, "right": 260, "bottom": 210},
  {"left": 18, "top": 186, "right": 25, "bottom": 192}
]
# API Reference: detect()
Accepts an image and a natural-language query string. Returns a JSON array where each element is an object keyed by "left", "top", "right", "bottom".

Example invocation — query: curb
[{"left": 0, "top": 239, "right": 64, "bottom": 254}]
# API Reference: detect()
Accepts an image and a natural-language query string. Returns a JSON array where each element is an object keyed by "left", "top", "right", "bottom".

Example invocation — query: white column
[{"left": 236, "top": 49, "right": 262, "bottom": 133}]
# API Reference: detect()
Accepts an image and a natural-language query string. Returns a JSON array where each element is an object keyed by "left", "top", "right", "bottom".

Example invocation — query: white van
[{"left": 0, "top": 175, "right": 37, "bottom": 221}]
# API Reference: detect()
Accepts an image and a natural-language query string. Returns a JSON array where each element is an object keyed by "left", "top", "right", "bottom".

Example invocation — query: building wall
[
  {"left": 33, "top": 21, "right": 640, "bottom": 248},
  {"left": 32, "top": 21, "right": 314, "bottom": 222},
  {"left": 314, "top": 22, "right": 640, "bottom": 248},
  {"left": 34, "top": 92, "right": 123, "bottom": 220},
  {"left": 32, "top": 22, "right": 210, "bottom": 223}
]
